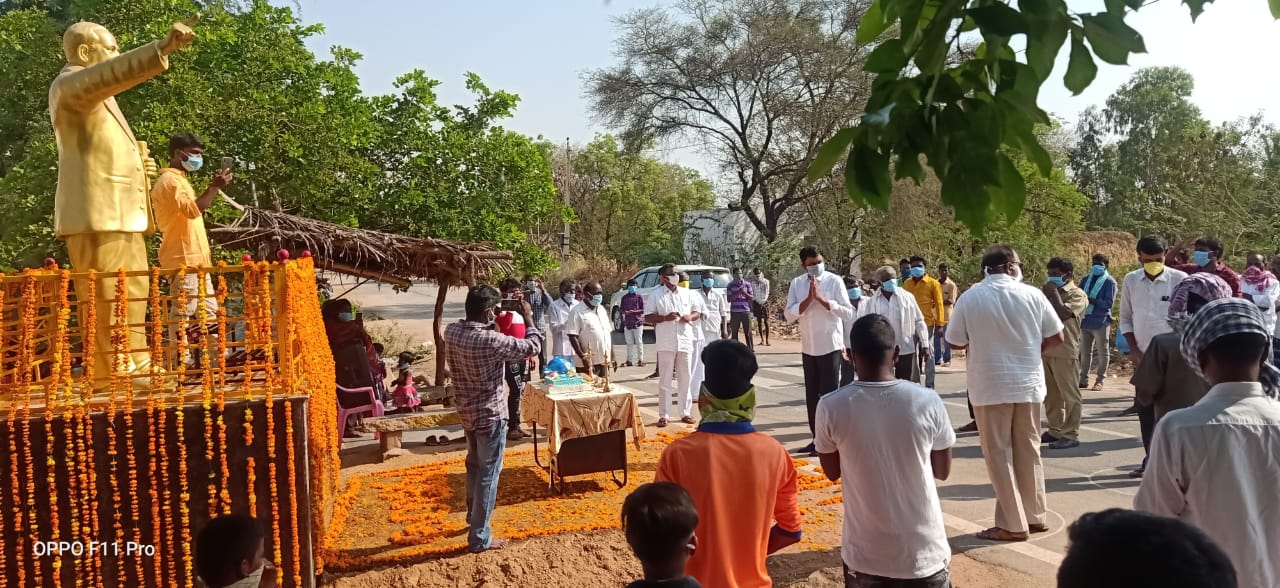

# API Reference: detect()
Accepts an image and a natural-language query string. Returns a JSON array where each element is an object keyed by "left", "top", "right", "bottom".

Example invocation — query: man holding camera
[{"left": 151, "top": 132, "right": 232, "bottom": 365}]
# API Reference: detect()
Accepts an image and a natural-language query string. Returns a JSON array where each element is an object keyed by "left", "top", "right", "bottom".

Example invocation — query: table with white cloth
[{"left": 522, "top": 381, "right": 646, "bottom": 493}]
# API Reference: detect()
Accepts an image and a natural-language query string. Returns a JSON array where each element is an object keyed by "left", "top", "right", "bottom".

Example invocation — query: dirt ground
[{"left": 321, "top": 529, "right": 1035, "bottom": 588}]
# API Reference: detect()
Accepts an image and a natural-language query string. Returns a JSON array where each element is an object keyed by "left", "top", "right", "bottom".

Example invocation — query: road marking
[{"left": 941, "top": 512, "right": 1065, "bottom": 566}]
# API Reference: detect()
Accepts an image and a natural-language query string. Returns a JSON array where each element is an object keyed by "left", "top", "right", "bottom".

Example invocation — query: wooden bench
[{"left": 362, "top": 408, "right": 462, "bottom": 462}]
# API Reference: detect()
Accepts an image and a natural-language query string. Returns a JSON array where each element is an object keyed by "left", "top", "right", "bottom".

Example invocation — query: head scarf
[
  {"left": 1166, "top": 273, "right": 1232, "bottom": 333},
  {"left": 698, "top": 385, "right": 756, "bottom": 423},
  {"left": 698, "top": 340, "right": 756, "bottom": 423},
  {"left": 1179, "top": 298, "right": 1280, "bottom": 398},
  {"left": 1243, "top": 264, "right": 1277, "bottom": 289}
]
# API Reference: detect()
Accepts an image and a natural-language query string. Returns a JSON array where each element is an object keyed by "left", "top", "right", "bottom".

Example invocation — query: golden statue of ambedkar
[{"left": 49, "top": 21, "right": 194, "bottom": 376}]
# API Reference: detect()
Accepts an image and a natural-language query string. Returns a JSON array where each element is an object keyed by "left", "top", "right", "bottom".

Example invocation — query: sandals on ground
[{"left": 976, "top": 527, "right": 1029, "bottom": 542}]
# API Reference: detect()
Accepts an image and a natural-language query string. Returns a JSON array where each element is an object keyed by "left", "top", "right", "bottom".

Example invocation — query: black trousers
[
  {"left": 729, "top": 312, "right": 753, "bottom": 348},
  {"left": 504, "top": 361, "right": 529, "bottom": 431},
  {"left": 894, "top": 353, "right": 920, "bottom": 383},
  {"left": 1139, "top": 403, "right": 1156, "bottom": 467},
  {"left": 845, "top": 564, "right": 950, "bottom": 588},
  {"left": 840, "top": 356, "right": 856, "bottom": 386},
  {"left": 803, "top": 351, "right": 842, "bottom": 434}
]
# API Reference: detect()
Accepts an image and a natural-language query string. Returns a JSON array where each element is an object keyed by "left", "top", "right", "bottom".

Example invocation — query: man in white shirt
[
  {"left": 946, "top": 245, "right": 1064, "bottom": 542},
  {"left": 1119, "top": 235, "right": 1188, "bottom": 420},
  {"left": 751, "top": 268, "right": 772, "bottom": 346},
  {"left": 784, "top": 246, "right": 855, "bottom": 455},
  {"left": 862, "top": 266, "right": 929, "bottom": 383},
  {"left": 1135, "top": 298, "right": 1280, "bottom": 588},
  {"left": 567, "top": 281, "right": 614, "bottom": 378},
  {"left": 816, "top": 314, "right": 954, "bottom": 587},
  {"left": 547, "top": 278, "right": 580, "bottom": 360},
  {"left": 692, "top": 271, "right": 729, "bottom": 400},
  {"left": 645, "top": 264, "right": 704, "bottom": 427}
]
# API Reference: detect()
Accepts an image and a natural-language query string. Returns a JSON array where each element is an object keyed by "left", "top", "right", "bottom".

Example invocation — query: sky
[{"left": 292, "top": 0, "right": 1280, "bottom": 182}]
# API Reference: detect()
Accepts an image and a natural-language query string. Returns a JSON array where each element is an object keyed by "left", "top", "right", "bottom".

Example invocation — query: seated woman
[{"left": 322, "top": 299, "right": 382, "bottom": 436}]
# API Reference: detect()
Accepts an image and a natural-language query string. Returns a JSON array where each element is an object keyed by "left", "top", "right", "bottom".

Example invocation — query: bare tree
[{"left": 585, "top": 0, "right": 873, "bottom": 242}]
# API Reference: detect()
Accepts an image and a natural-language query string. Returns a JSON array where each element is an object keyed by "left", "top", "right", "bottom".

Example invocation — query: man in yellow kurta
[
  {"left": 903, "top": 255, "right": 945, "bottom": 388},
  {"left": 49, "top": 20, "right": 195, "bottom": 375}
]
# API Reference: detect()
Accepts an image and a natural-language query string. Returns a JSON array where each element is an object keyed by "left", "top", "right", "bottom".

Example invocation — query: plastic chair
[{"left": 337, "top": 384, "right": 384, "bottom": 442}]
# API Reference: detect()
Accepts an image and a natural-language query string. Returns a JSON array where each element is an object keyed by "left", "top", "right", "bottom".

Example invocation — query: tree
[
  {"left": 556, "top": 136, "right": 714, "bottom": 270},
  {"left": 807, "top": 0, "right": 1280, "bottom": 232},
  {"left": 0, "top": 0, "right": 566, "bottom": 275},
  {"left": 585, "top": 0, "right": 874, "bottom": 242}
]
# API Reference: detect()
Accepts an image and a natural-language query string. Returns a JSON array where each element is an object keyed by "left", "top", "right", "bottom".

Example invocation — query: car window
[
  {"left": 689, "top": 270, "right": 731, "bottom": 288},
  {"left": 638, "top": 271, "right": 658, "bottom": 289}
]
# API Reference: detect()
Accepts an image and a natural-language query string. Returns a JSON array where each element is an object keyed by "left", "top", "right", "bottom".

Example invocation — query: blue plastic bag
[
  {"left": 1115, "top": 330, "right": 1130, "bottom": 355},
  {"left": 543, "top": 356, "right": 575, "bottom": 377}
]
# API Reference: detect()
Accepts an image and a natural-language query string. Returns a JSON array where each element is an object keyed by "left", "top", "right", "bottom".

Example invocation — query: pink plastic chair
[{"left": 336, "top": 384, "right": 384, "bottom": 442}]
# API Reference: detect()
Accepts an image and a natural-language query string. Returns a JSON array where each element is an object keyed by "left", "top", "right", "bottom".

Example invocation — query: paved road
[{"left": 343, "top": 277, "right": 1147, "bottom": 582}]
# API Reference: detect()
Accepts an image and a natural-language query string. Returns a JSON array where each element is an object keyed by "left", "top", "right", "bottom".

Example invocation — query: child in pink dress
[{"left": 391, "top": 352, "right": 423, "bottom": 413}]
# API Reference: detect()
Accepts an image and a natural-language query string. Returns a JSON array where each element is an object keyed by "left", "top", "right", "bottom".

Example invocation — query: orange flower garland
[
  {"left": 145, "top": 268, "right": 165, "bottom": 587},
  {"left": 3, "top": 271, "right": 24, "bottom": 587},
  {"left": 243, "top": 264, "right": 259, "bottom": 519},
  {"left": 46, "top": 269, "right": 69, "bottom": 587},
  {"left": 173, "top": 268, "right": 192, "bottom": 585},
  {"left": 284, "top": 400, "right": 302, "bottom": 586},
  {"left": 82, "top": 270, "right": 102, "bottom": 586},
  {"left": 22, "top": 272, "right": 42, "bottom": 587},
  {"left": 215, "top": 270, "right": 231, "bottom": 513},
  {"left": 258, "top": 265, "right": 283, "bottom": 567},
  {"left": 198, "top": 270, "right": 217, "bottom": 519}
]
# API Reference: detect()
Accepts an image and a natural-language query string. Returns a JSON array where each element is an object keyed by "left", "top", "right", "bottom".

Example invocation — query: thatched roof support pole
[{"left": 434, "top": 278, "right": 451, "bottom": 386}]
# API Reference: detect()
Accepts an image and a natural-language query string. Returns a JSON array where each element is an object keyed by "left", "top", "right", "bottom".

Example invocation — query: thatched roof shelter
[
  {"left": 1060, "top": 231, "right": 1138, "bottom": 270},
  {"left": 208, "top": 202, "right": 514, "bottom": 288},
  {"left": 208, "top": 201, "right": 516, "bottom": 385}
]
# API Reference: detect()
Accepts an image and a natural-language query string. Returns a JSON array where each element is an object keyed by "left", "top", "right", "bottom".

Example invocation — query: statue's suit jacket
[{"left": 49, "top": 41, "right": 168, "bottom": 238}]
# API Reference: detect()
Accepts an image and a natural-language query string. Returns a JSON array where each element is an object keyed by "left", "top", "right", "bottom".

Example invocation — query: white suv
[{"left": 608, "top": 265, "right": 731, "bottom": 332}]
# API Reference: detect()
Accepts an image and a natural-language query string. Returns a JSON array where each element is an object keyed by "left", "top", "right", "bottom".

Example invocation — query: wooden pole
[{"left": 433, "top": 279, "right": 450, "bottom": 386}]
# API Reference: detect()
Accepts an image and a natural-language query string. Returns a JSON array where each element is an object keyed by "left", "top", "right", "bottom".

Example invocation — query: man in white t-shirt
[
  {"left": 547, "top": 278, "right": 580, "bottom": 360},
  {"left": 645, "top": 264, "right": 704, "bottom": 427},
  {"left": 946, "top": 245, "right": 1064, "bottom": 542},
  {"left": 692, "top": 271, "right": 729, "bottom": 401},
  {"left": 567, "top": 281, "right": 614, "bottom": 377},
  {"left": 817, "top": 313, "right": 954, "bottom": 587}
]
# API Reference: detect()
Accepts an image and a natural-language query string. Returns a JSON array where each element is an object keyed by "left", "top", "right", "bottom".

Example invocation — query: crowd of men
[{"left": 436, "top": 236, "right": 1279, "bottom": 586}]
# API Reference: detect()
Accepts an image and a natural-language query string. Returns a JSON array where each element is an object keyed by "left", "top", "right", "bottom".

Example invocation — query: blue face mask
[
  {"left": 337, "top": 312, "right": 354, "bottom": 322},
  {"left": 181, "top": 154, "right": 203, "bottom": 172},
  {"left": 702, "top": 278, "right": 714, "bottom": 288},
  {"left": 627, "top": 285, "right": 637, "bottom": 294},
  {"left": 1047, "top": 276, "right": 1066, "bottom": 287},
  {"left": 1091, "top": 264, "right": 1106, "bottom": 277},
  {"left": 909, "top": 267, "right": 925, "bottom": 279},
  {"left": 563, "top": 293, "right": 575, "bottom": 304},
  {"left": 590, "top": 294, "right": 603, "bottom": 306},
  {"left": 1193, "top": 250, "right": 1211, "bottom": 267},
  {"left": 881, "top": 280, "right": 896, "bottom": 293},
  {"left": 847, "top": 288, "right": 861, "bottom": 300}
]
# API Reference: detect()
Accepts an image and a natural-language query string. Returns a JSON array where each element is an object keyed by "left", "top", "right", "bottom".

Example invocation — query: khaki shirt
[
  {"left": 940, "top": 278, "right": 959, "bottom": 324},
  {"left": 1044, "top": 282, "right": 1088, "bottom": 359},
  {"left": 151, "top": 168, "right": 211, "bottom": 267}
]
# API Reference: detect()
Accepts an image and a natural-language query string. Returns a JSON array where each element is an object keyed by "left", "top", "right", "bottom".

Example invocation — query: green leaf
[
  {"left": 1064, "top": 35, "right": 1098, "bottom": 95},
  {"left": 1104, "top": 0, "right": 1128, "bottom": 15},
  {"left": 1012, "top": 123, "right": 1053, "bottom": 177},
  {"left": 1271, "top": 0, "right": 1280, "bottom": 19},
  {"left": 999, "top": 89, "right": 1050, "bottom": 125},
  {"left": 966, "top": 4, "right": 1029, "bottom": 36},
  {"left": 993, "top": 154, "right": 1027, "bottom": 221},
  {"left": 941, "top": 171, "right": 991, "bottom": 232},
  {"left": 865, "top": 39, "right": 910, "bottom": 73},
  {"left": 807, "top": 128, "right": 858, "bottom": 183},
  {"left": 845, "top": 145, "right": 892, "bottom": 208},
  {"left": 1023, "top": 10, "right": 1068, "bottom": 81},
  {"left": 1080, "top": 13, "right": 1146, "bottom": 65},
  {"left": 894, "top": 150, "right": 925, "bottom": 183},
  {"left": 856, "top": 0, "right": 891, "bottom": 44},
  {"left": 1184, "top": 0, "right": 1209, "bottom": 20}
]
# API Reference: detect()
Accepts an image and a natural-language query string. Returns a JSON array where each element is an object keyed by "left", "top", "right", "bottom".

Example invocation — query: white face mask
[{"left": 222, "top": 561, "right": 266, "bottom": 588}]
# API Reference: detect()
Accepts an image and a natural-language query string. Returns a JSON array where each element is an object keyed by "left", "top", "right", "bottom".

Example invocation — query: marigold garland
[
  {"left": 46, "top": 269, "right": 70, "bottom": 587},
  {"left": 173, "top": 267, "right": 192, "bottom": 585},
  {"left": 258, "top": 265, "right": 283, "bottom": 567},
  {"left": 22, "top": 271, "right": 42, "bottom": 586},
  {"left": 284, "top": 400, "right": 302, "bottom": 586},
  {"left": 114, "top": 268, "right": 144, "bottom": 586},
  {"left": 5, "top": 271, "right": 25, "bottom": 586},
  {"left": 81, "top": 271, "right": 102, "bottom": 585},
  {"left": 144, "top": 268, "right": 165, "bottom": 587},
  {"left": 198, "top": 269, "right": 217, "bottom": 520},
  {"left": 215, "top": 270, "right": 232, "bottom": 513}
]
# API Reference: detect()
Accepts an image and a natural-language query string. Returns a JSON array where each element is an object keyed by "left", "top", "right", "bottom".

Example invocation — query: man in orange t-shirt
[{"left": 655, "top": 339, "right": 802, "bottom": 588}]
